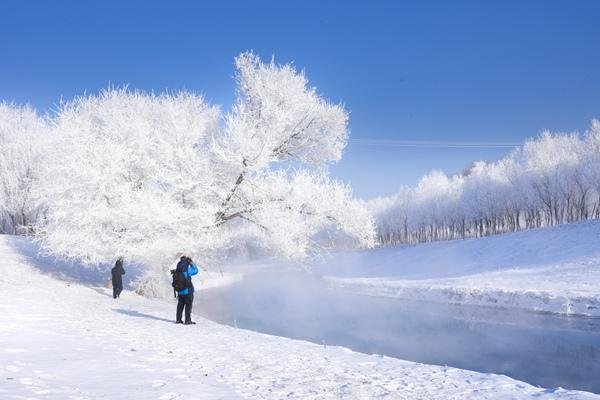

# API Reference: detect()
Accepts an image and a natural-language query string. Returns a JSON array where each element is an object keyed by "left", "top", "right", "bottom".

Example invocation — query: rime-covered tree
[
  {"left": 35, "top": 52, "right": 375, "bottom": 294},
  {"left": 0, "top": 103, "right": 47, "bottom": 234}
]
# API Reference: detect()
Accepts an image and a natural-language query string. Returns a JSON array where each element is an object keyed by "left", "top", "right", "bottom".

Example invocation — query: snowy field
[
  {"left": 1, "top": 235, "right": 598, "bottom": 399},
  {"left": 316, "top": 221, "right": 600, "bottom": 317}
]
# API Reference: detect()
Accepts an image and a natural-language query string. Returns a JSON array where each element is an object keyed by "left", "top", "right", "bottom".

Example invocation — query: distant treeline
[{"left": 369, "top": 120, "right": 600, "bottom": 245}]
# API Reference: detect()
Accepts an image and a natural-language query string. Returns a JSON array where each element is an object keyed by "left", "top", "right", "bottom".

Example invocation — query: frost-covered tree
[
  {"left": 0, "top": 103, "right": 48, "bottom": 234},
  {"left": 371, "top": 119, "right": 600, "bottom": 245},
  {"left": 35, "top": 52, "right": 375, "bottom": 294},
  {"left": 583, "top": 120, "right": 600, "bottom": 217}
]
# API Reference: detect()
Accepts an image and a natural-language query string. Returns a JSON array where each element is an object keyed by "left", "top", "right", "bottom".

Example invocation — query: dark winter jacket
[
  {"left": 111, "top": 259, "right": 125, "bottom": 286},
  {"left": 175, "top": 257, "right": 199, "bottom": 296}
]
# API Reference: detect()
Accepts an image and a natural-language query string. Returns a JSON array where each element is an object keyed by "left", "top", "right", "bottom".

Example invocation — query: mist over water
[{"left": 196, "top": 267, "right": 600, "bottom": 394}]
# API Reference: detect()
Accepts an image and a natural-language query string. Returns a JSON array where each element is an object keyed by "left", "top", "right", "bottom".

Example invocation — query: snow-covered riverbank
[
  {"left": 318, "top": 221, "right": 600, "bottom": 317},
  {"left": 1, "top": 234, "right": 598, "bottom": 399}
]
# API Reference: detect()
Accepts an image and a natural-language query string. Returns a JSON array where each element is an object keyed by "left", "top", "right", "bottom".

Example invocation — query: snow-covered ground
[
  {"left": 1, "top": 234, "right": 598, "bottom": 399},
  {"left": 317, "top": 221, "right": 600, "bottom": 316}
]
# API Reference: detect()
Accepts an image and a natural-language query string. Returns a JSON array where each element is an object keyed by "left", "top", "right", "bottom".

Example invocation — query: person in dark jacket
[
  {"left": 111, "top": 257, "right": 125, "bottom": 299},
  {"left": 175, "top": 256, "right": 199, "bottom": 325}
]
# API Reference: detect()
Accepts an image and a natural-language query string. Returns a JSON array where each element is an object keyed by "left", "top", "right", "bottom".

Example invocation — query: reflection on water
[{"left": 196, "top": 269, "right": 600, "bottom": 394}]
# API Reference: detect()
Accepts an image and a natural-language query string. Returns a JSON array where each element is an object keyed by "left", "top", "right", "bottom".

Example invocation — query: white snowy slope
[
  {"left": 0, "top": 236, "right": 598, "bottom": 400},
  {"left": 319, "top": 221, "right": 600, "bottom": 317}
]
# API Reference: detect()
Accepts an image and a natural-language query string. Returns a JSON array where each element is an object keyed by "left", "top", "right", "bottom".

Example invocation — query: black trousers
[
  {"left": 113, "top": 283, "right": 123, "bottom": 298},
  {"left": 176, "top": 293, "right": 194, "bottom": 322}
]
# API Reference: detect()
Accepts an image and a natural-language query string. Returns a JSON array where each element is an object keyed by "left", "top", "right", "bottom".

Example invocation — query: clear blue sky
[{"left": 1, "top": 0, "right": 599, "bottom": 198}]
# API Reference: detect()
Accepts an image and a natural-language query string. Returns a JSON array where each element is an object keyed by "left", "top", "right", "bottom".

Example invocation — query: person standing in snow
[
  {"left": 111, "top": 257, "right": 125, "bottom": 299},
  {"left": 175, "top": 256, "right": 199, "bottom": 325}
]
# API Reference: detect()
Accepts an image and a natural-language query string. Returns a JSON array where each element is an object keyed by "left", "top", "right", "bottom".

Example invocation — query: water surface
[{"left": 196, "top": 269, "right": 600, "bottom": 394}]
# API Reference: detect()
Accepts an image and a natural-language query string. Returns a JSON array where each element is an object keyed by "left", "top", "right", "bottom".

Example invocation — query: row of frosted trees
[
  {"left": 370, "top": 120, "right": 600, "bottom": 245},
  {"left": 2, "top": 66, "right": 598, "bottom": 253}
]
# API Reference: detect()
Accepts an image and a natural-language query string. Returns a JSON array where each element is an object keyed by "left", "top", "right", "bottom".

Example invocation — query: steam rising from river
[{"left": 196, "top": 265, "right": 600, "bottom": 394}]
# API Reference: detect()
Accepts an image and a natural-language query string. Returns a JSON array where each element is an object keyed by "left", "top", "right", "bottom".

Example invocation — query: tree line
[
  {"left": 2, "top": 54, "right": 598, "bottom": 260},
  {"left": 369, "top": 121, "right": 600, "bottom": 245}
]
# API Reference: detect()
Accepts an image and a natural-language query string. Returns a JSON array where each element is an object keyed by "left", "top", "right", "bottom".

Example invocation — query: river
[{"left": 195, "top": 268, "right": 600, "bottom": 393}]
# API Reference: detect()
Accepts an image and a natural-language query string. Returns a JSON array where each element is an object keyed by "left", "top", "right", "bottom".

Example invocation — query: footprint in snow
[
  {"left": 163, "top": 368, "right": 185, "bottom": 373},
  {"left": 158, "top": 392, "right": 181, "bottom": 400},
  {"left": 19, "top": 377, "right": 34, "bottom": 385},
  {"left": 4, "top": 348, "right": 27, "bottom": 353}
]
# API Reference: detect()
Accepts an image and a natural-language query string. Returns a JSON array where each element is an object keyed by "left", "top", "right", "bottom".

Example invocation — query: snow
[
  {"left": 319, "top": 221, "right": 600, "bottom": 316},
  {"left": 1, "top": 234, "right": 597, "bottom": 399},
  {"left": 197, "top": 271, "right": 243, "bottom": 291}
]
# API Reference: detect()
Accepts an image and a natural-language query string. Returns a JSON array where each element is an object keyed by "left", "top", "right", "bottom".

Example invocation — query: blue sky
[{"left": 1, "top": 0, "right": 599, "bottom": 198}]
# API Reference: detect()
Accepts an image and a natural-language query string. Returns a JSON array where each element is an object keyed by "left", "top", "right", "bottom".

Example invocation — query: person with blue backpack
[{"left": 172, "top": 256, "right": 199, "bottom": 325}]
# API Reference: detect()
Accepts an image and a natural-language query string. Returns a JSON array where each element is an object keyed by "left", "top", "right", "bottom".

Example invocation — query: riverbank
[
  {"left": 316, "top": 220, "right": 600, "bottom": 317},
  {"left": 2, "top": 234, "right": 597, "bottom": 399}
]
